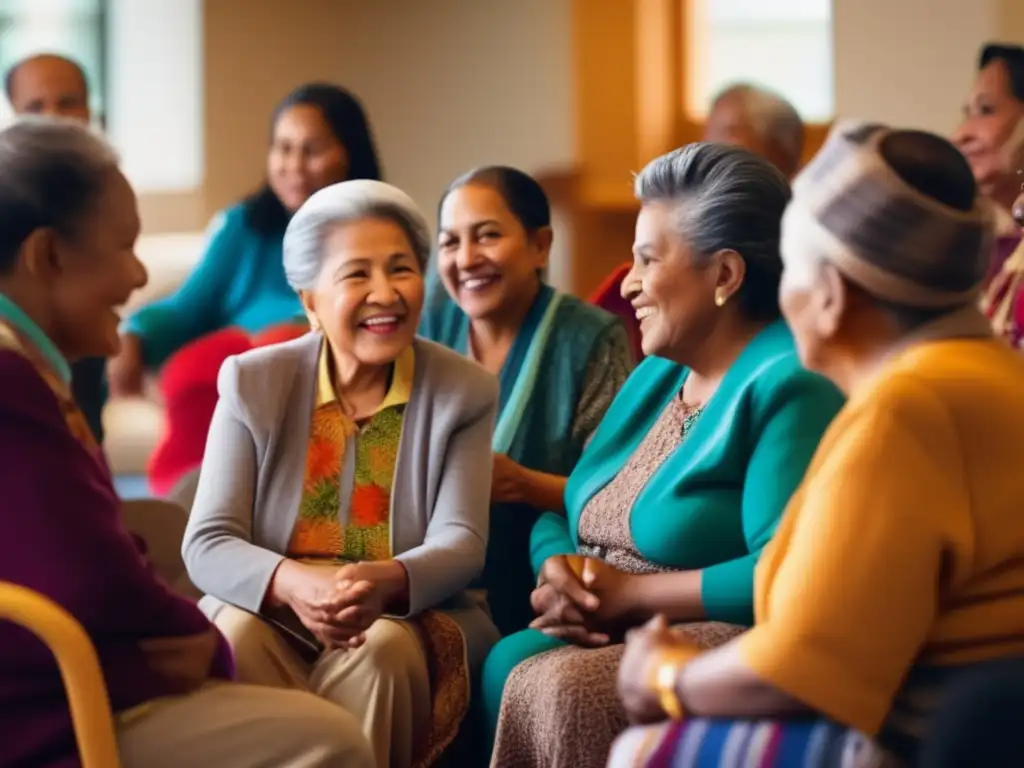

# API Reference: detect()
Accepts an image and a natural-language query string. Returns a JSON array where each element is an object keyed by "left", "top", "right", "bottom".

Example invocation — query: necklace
[{"left": 680, "top": 402, "right": 704, "bottom": 438}]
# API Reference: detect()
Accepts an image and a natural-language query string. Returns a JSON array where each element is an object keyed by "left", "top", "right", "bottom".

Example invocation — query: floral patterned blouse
[{"left": 286, "top": 343, "right": 413, "bottom": 563}]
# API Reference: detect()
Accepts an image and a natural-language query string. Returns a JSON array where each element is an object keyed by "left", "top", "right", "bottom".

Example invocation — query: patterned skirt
[
  {"left": 608, "top": 719, "right": 903, "bottom": 768},
  {"left": 491, "top": 622, "right": 744, "bottom": 768}
]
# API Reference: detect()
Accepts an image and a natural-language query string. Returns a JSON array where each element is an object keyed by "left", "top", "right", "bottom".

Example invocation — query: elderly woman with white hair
[
  {"left": 182, "top": 179, "right": 501, "bottom": 768},
  {"left": 607, "top": 124, "right": 1024, "bottom": 767}
]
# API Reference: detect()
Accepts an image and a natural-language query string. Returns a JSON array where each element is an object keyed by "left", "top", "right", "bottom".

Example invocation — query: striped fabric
[
  {"left": 609, "top": 718, "right": 901, "bottom": 768},
  {"left": 781, "top": 121, "right": 994, "bottom": 309}
]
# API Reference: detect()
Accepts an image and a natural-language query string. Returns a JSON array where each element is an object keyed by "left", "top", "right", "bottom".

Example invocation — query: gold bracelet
[{"left": 647, "top": 647, "right": 698, "bottom": 721}]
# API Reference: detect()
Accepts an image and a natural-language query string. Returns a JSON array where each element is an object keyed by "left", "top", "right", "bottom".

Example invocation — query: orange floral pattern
[{"left": 287, "top": 400, "right": 404, "bottom": 562}]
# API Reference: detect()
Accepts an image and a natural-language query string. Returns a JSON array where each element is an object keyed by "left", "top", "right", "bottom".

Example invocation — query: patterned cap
[{"left": 782, "top": 121, "right": 994, "bottom": 308}]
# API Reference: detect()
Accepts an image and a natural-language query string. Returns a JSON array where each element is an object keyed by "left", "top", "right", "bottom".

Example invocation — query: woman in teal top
[
  {"left": 483, "top": 144, "right": 845, "bottom": 767},
  {"left": 419, "top": 166, "right": 632, "bottom": 637},
  {"left": 109, "top": 83, "right": 383, "bottom": 392}
]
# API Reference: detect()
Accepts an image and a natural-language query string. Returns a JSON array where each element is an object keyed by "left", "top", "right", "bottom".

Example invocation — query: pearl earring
[{"left": 714, "top": 288, "right": 728, "bottom": 307}]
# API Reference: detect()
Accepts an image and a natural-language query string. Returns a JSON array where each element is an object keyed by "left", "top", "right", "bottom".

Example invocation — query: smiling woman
[
  {"left": 183, "top": 179, "right": 502, "bottom": 768},
  {"left": 481, "top": 144, "right": 843, "bottom": 768},
  {"left": 420, "top": 166, "right": 633, "bottom": 641}
]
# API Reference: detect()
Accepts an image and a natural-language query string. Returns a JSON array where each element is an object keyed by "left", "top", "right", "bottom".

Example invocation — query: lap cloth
[{"left": 608, "top": 719, "right": 902, "bottom": 768}]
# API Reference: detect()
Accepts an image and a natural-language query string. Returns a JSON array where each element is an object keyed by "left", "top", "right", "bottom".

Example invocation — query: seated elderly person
[
  {"left": 482, "top": 143, "right": 844, "bottom": 768},
  {"left": 182, "top": 179, "right": 500, "bottom": 768},
  {"left": 704, "top": 83, "right": 806, "bottom": 178},
  {"left": 610, "top": 125, "right": 1024, "bottom": 768},
  {"left": 0, "top": 119, "right": 372, "bottom": 767}
]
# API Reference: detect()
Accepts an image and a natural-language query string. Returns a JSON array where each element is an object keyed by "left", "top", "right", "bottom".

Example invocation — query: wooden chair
[{"left": 0, "top": 582, "right": 120, "bottom": 768}]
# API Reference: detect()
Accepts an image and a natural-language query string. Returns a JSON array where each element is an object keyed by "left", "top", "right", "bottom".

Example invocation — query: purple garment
[{"left": 0, "top": 351, "right": 232, "bottom": 768}]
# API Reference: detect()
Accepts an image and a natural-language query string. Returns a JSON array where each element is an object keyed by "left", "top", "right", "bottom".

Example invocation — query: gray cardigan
[{"left": 182, "top": 332, "right": 500, "bottom": 664}]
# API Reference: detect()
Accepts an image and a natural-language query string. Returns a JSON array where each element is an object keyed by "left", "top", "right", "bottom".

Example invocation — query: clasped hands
[
  {"left": 528, "top": 554, "right": 637, "bottom": 646},
  {"left": 276, "top": 560, "right": 388, "bottom": 651}
]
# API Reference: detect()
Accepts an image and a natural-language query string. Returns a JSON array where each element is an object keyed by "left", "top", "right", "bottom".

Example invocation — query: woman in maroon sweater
[{"left": 0, "top": 118, "right": 373, "bottom": 767}]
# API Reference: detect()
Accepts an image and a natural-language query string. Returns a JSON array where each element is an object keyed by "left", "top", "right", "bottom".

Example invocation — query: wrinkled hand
[
  {"left": 618, "top": 615, "right": 698, "bottom": 725},
  {"left": 279, "top": 563, "right": 371, "bottom": 650},
  {"left": 529, "top": 555, "right": 608, "bottom": 646},
  {"left": 324, "top": 562, "right": 390, "bottom": 635},
  {"left": 107, "top": 334, "right": 145, "bottom": 397},
  {"left": 492, "top": 453, "right": 527, "bottom": 504},
  {"left": 577, "top": 557, "right": 639, "bottom": 632}
]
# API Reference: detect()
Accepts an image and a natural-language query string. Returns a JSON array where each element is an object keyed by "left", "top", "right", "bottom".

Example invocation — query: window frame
[{"left": 635, "top": 0, "right": 831, "bottom": 175}]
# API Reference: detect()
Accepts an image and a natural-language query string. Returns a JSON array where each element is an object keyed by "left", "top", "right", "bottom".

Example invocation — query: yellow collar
[{"left": 315, "top": 340, "right": 415, "bottom": 413}]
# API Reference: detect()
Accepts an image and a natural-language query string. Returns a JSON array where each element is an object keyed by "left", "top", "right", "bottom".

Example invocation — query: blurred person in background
[
  {"left": 955, "top": 43, "right": 1024, "bottom": 348},
  {"left": 108, "top": 83, "right": 383, "bottom": 496},
  {"left": 703, "top": 82, "right": 806, "bottom": 178}
]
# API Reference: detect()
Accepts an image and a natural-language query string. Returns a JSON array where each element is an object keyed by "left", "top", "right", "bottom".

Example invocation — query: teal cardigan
[
  {"left": 123, "top": 204, "right": 304, "bottom": 368},
  {"left": 529, "top": 320, "right": 844, "bottom": 625}
]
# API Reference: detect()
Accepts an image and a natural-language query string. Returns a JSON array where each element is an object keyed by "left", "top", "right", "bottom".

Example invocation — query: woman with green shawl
[{"left": 419, "top": 166, "right": 632, "bottom": 637}]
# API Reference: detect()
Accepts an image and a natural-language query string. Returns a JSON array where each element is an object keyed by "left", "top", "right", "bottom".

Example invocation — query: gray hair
[
  {"left": 0, "top": 117, "right": 119, "bottom": 272},
  {"left": 283, "top": 179, "right": 431, "bottom": 291},
  {"left": 634, "top": 142, "right": 792, "bottom": 320},
  {"left": 712, "top": 83, "right": 805, "bottom": 174}
]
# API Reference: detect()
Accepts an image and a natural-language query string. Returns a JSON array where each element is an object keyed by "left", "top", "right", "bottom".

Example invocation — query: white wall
[
  {"left": 332, "top": 0, "right": 576, "bottom": 286},
  {"left": 832, "top": 0, "right": 1005, "bottom": 136}
]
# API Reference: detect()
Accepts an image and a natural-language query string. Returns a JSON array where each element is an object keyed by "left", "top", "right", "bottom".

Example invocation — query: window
[
  {"left": 0, "top": 0, "right": 107, "bottom": 126},
  {"left": 684, "top": 0, "right": 834, "bottom": 123}
]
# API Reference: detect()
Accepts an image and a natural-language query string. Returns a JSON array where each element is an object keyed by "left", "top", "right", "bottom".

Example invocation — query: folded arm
[
  {"left": 627, "top": 371, "right": 844, "bottom": 626},
  {"left": 676, "top": 386, "right": 951, "bottom": 729}
]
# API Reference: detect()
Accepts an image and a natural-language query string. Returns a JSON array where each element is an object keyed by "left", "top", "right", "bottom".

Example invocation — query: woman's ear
[
  {"left": 712, "top": 248, "right": 747, "bottom": 303},
  {"left": 530, "top": 226, "right": 554, "bottom": 271},
  {"left": 20, "top": 228, "right": 61, "bottom": 284},
  {"left": 811, "top": 261, "right": 848, "bottom": 340},
  {"left": 297, "top": 289, "right": 320, "bottom": 330}
]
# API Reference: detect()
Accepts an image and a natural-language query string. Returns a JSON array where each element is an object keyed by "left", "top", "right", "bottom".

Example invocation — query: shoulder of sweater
[
  {"left": 206, "top": 202, "right": 276, "bottom": 247},
  {"left": 742, "top": 343, "right": 843, "bottom": 416},
  {"left": 413, "top": 336, "right": 498, "bottom": 412},
  {"left": 0, "top": 350, "right": 57, "bottom": 415},
  {"left": 215, "top": 332, "right": 318, "bottom": 417}
]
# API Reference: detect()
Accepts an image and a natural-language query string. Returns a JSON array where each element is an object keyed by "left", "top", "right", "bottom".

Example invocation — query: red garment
[
  {"left": 147, "top": 324, "right": 308, "bottom": 495},
  {"left": 588, "top": 263, "right": 643, "bottom": 361},
  {"left": 982, "top": 236, "right": 1024, "bottom": 350}
]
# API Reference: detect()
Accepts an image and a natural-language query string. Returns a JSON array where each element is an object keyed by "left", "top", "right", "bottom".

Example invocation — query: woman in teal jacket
[
  {"left": 483, "top": 143, "right": 844, "bottom": 767},
  {"left": 112, "top": 83, "right": 382, "bottom": 384},
  {"left": 108, "top": 83, "right": 383, "bottom": 494}
]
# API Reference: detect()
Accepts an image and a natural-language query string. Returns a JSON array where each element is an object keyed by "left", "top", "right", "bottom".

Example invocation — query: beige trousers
[
  {"left": 208, "top": 601, "right": 432, "bottom": 768},
  {"left": 116, "top": 681, "right": 374, "bottom": 767}
]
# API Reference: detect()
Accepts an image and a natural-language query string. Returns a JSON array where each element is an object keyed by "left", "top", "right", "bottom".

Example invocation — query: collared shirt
[
  {"left": 287, "top": 341, "right": 415, "bottom": 562},
  {"left": 314, "top": 339, "right": 414, "bottom": 411}
]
